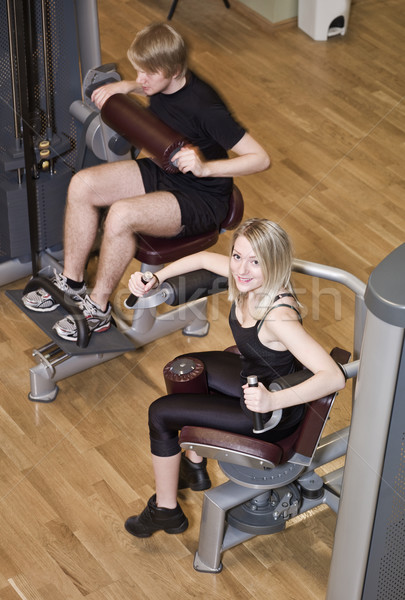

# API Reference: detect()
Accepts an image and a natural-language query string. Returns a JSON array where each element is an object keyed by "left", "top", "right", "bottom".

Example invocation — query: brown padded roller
[
  {"left": 163, "top": 357, "right": 209, "bottom": 395},
  {"left": 100, "top": 93, "right": 187, "bottom": 173}
]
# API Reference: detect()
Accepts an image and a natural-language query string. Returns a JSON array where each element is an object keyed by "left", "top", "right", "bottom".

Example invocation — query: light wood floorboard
[{"left": 0, "top": 0, "right": 404, "bottom": 598}]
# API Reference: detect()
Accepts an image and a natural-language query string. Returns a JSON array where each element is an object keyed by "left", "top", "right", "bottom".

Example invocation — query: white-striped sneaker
[
  {"left": 22, "top": 271, "right": 87, "bottom": 312},
  {"left": 53, "top": 294, "right": 111, "bottom": 341}
]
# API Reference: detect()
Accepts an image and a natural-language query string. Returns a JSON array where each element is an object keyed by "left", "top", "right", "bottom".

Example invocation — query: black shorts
[{"left": 137, "top": 158, "right": 231, "bottom": 237}]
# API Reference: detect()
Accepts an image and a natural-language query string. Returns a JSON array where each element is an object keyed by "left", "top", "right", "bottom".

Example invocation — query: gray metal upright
[
  {"left": 327, "top": 243, "right": 405, "bottom": 600},
  {"left": 74, "top": 0, "right": 102, "bottom": 78}
]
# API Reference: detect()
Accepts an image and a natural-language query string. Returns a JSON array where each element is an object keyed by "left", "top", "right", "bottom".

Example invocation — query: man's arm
[
  {"left": 91, "top": 80, "right": 144, "bottom": 109},
  {"left": 172, "top": 132, "right": 270, "bottom": 178}
]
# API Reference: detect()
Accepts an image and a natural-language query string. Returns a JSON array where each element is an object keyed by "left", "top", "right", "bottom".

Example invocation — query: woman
[{"left": 125, "top": 219, "right": 345, "bottom": 537}]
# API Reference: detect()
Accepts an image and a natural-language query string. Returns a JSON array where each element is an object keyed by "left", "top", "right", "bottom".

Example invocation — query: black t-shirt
[{"left": 148, "top": 71, "right": 246, "bottom": 197}]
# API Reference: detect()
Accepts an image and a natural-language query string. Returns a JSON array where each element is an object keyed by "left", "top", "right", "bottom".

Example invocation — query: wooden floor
[{"left": 1, "top": 0, "right": 405, "bottom": 598}]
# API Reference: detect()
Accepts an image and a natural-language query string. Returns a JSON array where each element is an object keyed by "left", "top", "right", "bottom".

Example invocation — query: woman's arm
[
  {"left": 128, "top": 251, "right": 229, "bottom": 297},
  {"left": 243, "top": 313, "right": 346, "bottom": 413},
  {"left": 172, "top": 132, "right": 270, "bottom": 178}
]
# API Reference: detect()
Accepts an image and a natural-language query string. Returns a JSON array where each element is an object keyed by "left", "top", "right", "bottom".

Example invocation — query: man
[{"left": 23, "top": 22, "right": 270, "bottom": 341}]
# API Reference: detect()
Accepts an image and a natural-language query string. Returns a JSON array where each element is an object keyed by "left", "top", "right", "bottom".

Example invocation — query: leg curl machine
[
  {"left": 2, "top": 2, "right": 244, "bottom": 400},
  {"left": 6, "top": 66, "right": 244, "bottom": 400},
  {"left": 166, "top": 245, "right": 405, "bottom": 600}
]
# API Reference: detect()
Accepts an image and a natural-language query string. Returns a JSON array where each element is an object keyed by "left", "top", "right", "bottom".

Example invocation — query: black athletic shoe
[
  {"left": 124, "top": 495, "right": 188, "bottom": 538},
  {"left": 178, "top": 453, "right": 211, "bottom": 491}
]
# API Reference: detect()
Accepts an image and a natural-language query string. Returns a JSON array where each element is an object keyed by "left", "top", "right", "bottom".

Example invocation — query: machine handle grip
[
  {"left": 247, "top": 375, "right": 265, "bottom": 432},
  {"left": 125, "top": 271, "right": 155, "bottom": 309},
  {"left": 84, "top": 77, "right": 122, "bottom": 98}
]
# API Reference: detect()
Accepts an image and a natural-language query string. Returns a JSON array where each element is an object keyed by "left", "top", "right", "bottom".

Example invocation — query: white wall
[{"left": 237, "top": 0, "right": 298, "bottom": 23}]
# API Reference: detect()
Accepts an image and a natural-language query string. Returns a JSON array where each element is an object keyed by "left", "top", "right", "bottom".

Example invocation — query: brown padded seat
[
  {"left": 135, "top": 185, "right": 244, "bottom": 266},
  {"left": 179, "top": 425, "right": 301, "bottom": 466},
  {"left": 135, "top": 230, "right": 220, "bottom": 266},
  {"left": 179, "top": 348, "right": 351, "bottom": 468},
  {"left": 179, "top": 394, "right": 332, "bottom": 467}
]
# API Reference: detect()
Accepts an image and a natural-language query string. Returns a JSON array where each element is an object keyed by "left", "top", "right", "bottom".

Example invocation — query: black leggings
[{"left": 149, "top": 351, "right": 304, "bottom": 457}]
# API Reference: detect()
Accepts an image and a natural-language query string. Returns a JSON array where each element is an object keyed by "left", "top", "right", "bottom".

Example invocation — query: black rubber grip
[
  {"left": 125, "top": 293, "right": 138, "bottom": 308},
  {"left": 125, "top": 273, "right": 153, "bottom": 308},
  {"left": 247, "top": 375, "right": 265, "bottom": 432}
]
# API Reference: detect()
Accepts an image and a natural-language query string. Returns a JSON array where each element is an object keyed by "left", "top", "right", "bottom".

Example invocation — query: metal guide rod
[
  {"left": 6, "top": 0, "right": 23, "bottom": 183},
  {"left": 74, "top": 0, "right": 102, "bottom": 78},
  {"left": 40, "top": 0, "right": 53, "bottom": 138},
  {"left": 13, "top": 0, "right": 40, "bottom": 274}
]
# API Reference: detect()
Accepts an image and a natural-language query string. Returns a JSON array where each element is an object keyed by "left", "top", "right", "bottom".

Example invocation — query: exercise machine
[
  {"left": 2, "top": 0, "right": 244, "bottom": 400},
  {"left": 162, "top": 257, "right": 365, "bottom": 573},
  {"left": 170, "top": 244, "right": 405, "bottom": 600}
]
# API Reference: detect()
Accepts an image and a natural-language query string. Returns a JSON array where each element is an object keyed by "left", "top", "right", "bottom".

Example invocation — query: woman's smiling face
[{"left": 230, "top": 235, "right": 264, "bottom": 293}]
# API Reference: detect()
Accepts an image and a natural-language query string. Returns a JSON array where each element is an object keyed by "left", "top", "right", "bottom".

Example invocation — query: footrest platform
[{"left": 6, "top": 290, "right": 135, "bottom": 356}]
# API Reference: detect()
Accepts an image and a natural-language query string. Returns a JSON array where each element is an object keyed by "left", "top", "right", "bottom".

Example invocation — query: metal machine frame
[{"left": 176, "top": 245, "right": 405, "bottom": 600}]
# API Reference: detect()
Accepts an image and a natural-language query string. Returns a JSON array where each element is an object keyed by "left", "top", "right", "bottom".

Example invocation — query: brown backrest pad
[
  {"left": 276, "top": 347, "right": 351, "bottom": 459},
  {"left": 292, "top": 394, "right": 335, "bottom": 458},
  {"left": 220, "top": 185, "right": 244, "bottom": 230}
]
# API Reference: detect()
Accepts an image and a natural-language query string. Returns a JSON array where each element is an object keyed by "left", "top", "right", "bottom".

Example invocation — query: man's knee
[
  {"left": 103, "top": 200, "right": 136, "bottom": 236},
  {"left": 68, "top": 166, "right": 114, "bottom": 208},
  {"left": 67, "top": 169, "right": 96, "bottom": 205}
]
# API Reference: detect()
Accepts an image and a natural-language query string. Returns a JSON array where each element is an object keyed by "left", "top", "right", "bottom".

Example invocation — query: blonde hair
[
  {"left": 127, "top": 22, "right": 187, "bottom": 79},
  {"left": 228, "top": 219, "right": 296, "bottom": 321}
]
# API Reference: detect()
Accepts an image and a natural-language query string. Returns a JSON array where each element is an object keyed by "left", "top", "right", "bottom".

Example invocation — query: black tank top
[
  {"left": 229, "top": 294, "right": 305, "bottom": 428},
  {"left": 229, "top": 301, "right": 298, "bottom": 387}
]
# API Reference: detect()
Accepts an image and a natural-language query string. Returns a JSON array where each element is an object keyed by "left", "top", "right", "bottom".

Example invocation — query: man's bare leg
[
  {"left": 90, "top": 191, "right": 183, "bottom": 310},
  {"left": 62, "top": 160, "right": 146, "bottom": 283}
]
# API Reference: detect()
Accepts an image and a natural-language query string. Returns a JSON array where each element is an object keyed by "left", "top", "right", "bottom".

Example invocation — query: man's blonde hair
[
  {"left": 228, "top": 219, "right": 296, "bottom": 321},
  {"left": 127, "top": 22, "right": 187, "bottom": 79}
]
